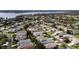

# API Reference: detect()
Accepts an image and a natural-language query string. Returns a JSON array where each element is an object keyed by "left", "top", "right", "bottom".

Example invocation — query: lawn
[
  {"left": 71, "top": 44, "right": 79, "bottom": 49},
  {"left": 3, "top": 31, "right": 13, "bottom": 38},
  {"left": 74, "top": 33, "right": 79, "bottom": 39},
  {"left": 43, "top": 31, "right": 53, "bottom": 38}
]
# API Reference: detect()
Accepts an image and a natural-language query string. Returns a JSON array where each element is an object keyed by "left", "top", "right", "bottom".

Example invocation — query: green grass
[
  {"left": 43, "top": 31, "right": 53, "bottom": 38},
  {"left": 58, "top": 43, "right": 67, "bottom": 49},
  {"left": 74, "top": 33, "right": 79, "bottom": 39},
  {"left": 71, "top": 44, "right": 79, "bottom": 49},
  {"left": 1, "top": 45, "right": 7, "bottom": 49},
  {"left": 3, "top": 31, "right": 15, "bottom": 38}
]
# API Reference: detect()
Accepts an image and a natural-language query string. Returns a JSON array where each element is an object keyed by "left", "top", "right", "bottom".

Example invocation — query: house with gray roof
[{"left": 18, "top": 39, "right": 35, "bottom": 49}]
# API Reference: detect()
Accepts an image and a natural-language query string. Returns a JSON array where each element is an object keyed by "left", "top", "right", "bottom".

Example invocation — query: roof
[
  {"left": 18, "top": 39, "right": 32, "bottom": 44},
  {"left": 33, "top": 31, "right": 43, "bottom": 36},
  {"left": 39, "top": 38, "right": 54, "bottom": 44},
  {"left": 18, "top": 39, "right": 35, "bottom": 49},
  {"left": 44, "top": 43, "right": 57, "bottom": 49},
  {"left": 16, "top": 31, "right": 26, "bottom": 36}
]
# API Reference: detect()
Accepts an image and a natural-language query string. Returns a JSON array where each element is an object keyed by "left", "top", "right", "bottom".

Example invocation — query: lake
[{"left": 0, "top": 11, "right": 65, "bottom": 18}]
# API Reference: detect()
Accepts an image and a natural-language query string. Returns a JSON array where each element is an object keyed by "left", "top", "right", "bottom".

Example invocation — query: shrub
[
  {"left": 71, "top": 44, "right": 79, "bottom": 49},
  {"left": 59, "top": 43, "right": 67, "bottom": 49}
]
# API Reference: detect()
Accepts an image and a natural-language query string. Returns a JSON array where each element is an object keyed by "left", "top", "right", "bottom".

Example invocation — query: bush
[
  {"left": 1, "top": 38, "right": 8, "bottom": 44},
  {"left": 1, "top": 45, "right": 7, "bottom": 49},
  {"left": 12, "top": 44, "right": 18, "bottom": 49},
  {"left": 43, "top": 32, "right": 52, "bottom": 38},
  {"left": 27, "top": 31, "right": 45, "bottom": 49},
  {"left": 12, "top": 41, "right": 17, "bottom": 45},
  {"left": 64, "top": 38, "right": 71, "bottom": 43},
  {"left": 71, "top": 44, "right": 79, "bottom": 49},
  {"left": 12, "top": 33, "right": 16, "bottom": 38},
  {"left": 59, "top": 44, "right": 67, "bottom": 49}
]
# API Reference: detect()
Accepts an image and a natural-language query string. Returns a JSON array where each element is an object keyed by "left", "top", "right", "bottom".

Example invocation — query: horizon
[
  {"left": 0, "top": 10, "right": 79, "bottom": 18},
  {"left": 0, "top": 10, "right": 79, "bottom": 13}
]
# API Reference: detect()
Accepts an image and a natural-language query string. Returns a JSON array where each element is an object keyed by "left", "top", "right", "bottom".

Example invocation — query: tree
[
  {"left": 23, "top": 24, "right": 29, "bottom": 31},
  {"left": 71, "top": 44, "right": 79, "bottom": 49},
  {"left": 27, "top": 30, "right": 45, "bottom": 49},
  {"left": 12, "top": 33, "right": 16, "bottom": 39},
  {"left": 64, "top": 38, "right": 71, "bottom": 43},
  {"left": 59, "top": 43, "right": 67, "bottom": 49},
  {"left": 12, "top": 33, "right": 18, "bottom": 42},
  {"left": 66, "top": 30, "right": 73, "bottom": 35}
]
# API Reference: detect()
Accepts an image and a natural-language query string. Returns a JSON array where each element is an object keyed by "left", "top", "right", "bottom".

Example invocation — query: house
[
  {"left": 17, "top": 39, "right": 35, "bottom": 49},
  {"left": 57, "top": 26, "right": 67, "bottom": 32},
  {"left": 37, "top": 37, "right": 57, "bottom": 48},
  {"left": 16, "top": 31, "right": 27, "bottom": 40},
  {"left": 0, "top": 27, "right": 5, "bottom": 31},
  {"left": 33, "top": 31, "right": 43, "bottom": 37},
  {"left": 8, "top": 28, "right": 16, "bottom": 33},
  {"left": 27, "top": 27, "right": 38, "bottom": 32},
  {"left": 39, "top": 38, "right": 54, "bottom": 43},
  {"left": 52, "top": 31, "right": 63, "bottom": 36},
  {"left": 62, "top": 34, "right": 73, "bottom": 41},
  {"left": 44, "top": 43, "right": 57, "bottom": 49}
]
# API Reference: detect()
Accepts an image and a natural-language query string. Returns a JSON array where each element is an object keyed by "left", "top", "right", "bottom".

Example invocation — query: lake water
[{"left": 0, "top": 12, "right": 65, "bottom": 18}]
